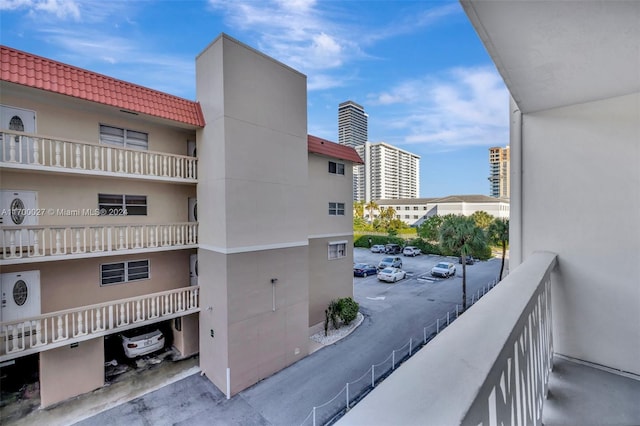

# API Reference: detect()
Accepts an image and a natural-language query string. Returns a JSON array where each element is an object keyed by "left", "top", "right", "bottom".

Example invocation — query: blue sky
[{"left": 0, "top": 0, "right": 509, "bottom": 197}]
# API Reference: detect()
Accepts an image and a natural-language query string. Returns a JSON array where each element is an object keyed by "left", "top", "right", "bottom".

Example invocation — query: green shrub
[
  {"left": 404, "top": 238, "right": 442, "bottom": 256},
  {"left": 327, "top": 300, "right": 341, "bottom": 330},
  {"left": 338, "top": 297, "right": 359, "bottom": 325},
  {"left": 324, "top": 297, "right": 360, "bottom": 334},
  {"left": 471, "top": 244, "right": 493, "bottom": 260},
  {"left": 354, "top": 234, "right": 404, "bottom": 248}
]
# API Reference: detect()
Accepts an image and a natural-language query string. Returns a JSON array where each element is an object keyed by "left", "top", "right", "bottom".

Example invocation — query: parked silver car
[{"left": 378, "top": 256, "right": 403, "bottom": 270}]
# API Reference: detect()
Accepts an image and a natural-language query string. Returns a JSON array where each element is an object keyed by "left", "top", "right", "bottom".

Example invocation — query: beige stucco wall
[
  {"left": 172, "top": 312, "right": 199, "bottom": 358},
  {"left": 2, "top": 250, "right": 191, "bottom": 312},
  {"left": 308, "top": 236, "right": 354, "bottom": 327},
  {"left": 198, "top": 249, "right": 229, "bottom": 394},
  {"left": 196, "top": 34, "right": 308, "bottom": 251},
  {"left": 39, "top": 337, "right": 104, "bottom": 407},
  {"left": 1, "top": 171, "right": 195, "bottom": 226},
  {"left": 198, "top": 247, "right": 309, "bottom": 395},
  {"left": 307, "top": 154, "right": 353, "bottom": 237},
  {"left": 226, "top": 247, "right": 309, "bottom": 393},
  {"left": 196, "top": 34, "right": 310, "bottom": 396},
  {"left": 518, "top": 92, "right": 640, "bottom": 374},
  {"left": 1, "top": 85, "right": 195, "bottom": 155}
]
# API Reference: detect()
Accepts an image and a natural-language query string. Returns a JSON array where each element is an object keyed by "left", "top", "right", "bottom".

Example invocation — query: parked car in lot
[
  {"left": 458, "top": 255, "right": 476, "bottom": 265},
  {"left": 403, "top": 246, "right": 421, "bottom": 257},
  {"left": 431, "top": 262, "right": 456, "bottom": 278},
  {"left": 354, "top": 263, "right": 378, "bottom": 277},
  {"left": 121, "top": 327, "right": 165, "bottom": 359},
  {"left": 370, "top": 244, "right": 386, "bottom": 253},
  {"left": 377, "top": 267, "right": 406, "bottom": 283},
  {"left": 378, "top": 256, "right": 403, "bottom": 270},
  {"left": 384, "top": 244, "right": 402, "bottom": 254}
]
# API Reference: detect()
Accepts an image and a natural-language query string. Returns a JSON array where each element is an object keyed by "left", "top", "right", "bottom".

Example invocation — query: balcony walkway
[
  {"left": 1, "top": 130, "right": 197, "bottom": 183},
  {"left": 1, "top": 286, "right": 200, "bottom": 362},
  {"left": 543, "top": 355, "right": 640, "bottom": 426},
  {"left": 1, "top": 222, "right": 198, "bottom": 265}
]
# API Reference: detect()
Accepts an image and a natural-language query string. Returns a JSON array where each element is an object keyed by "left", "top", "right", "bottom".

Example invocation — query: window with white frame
[
  {"left": 98, "top": 194, "right": 147, "bottom": 216},
  {"left": 328, "top": 202, "right": 345, "bottom": 215},
  {"left": 328, "top": 241, "right": 347, "bottom": 260},
  {"left": 328, "top": 161, "right": 345, "bottom": 175},
  {"left": 101, "top": 260, "right": 150, "bottom": 285},
  {"left": 99, "top": 124, "right": 148, "bottom": 150}
]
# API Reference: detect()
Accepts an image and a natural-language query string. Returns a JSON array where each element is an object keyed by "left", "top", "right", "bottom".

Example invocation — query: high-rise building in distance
[
  {"left": 489, "top": 146, "right": 510, "bottom": 198},
  {"left": 355, "top": 142, "right": 420, "bottom": 202},
  {"left": 338, "top": 100, "right": 368, "bottom": 148}
]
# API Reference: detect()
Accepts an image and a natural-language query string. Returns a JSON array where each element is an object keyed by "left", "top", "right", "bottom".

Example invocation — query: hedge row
[{"left": 354, "top": 234, "right": 492, "bottom": 260}]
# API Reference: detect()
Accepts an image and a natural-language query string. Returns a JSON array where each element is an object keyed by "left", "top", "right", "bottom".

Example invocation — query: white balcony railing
[
  {"left": 0, "top": 286, "right": 200, "bottom": 362},
  {"left": 339, "top": 251, "right": 558, "bottom": 426},
  {"left": 1, "top": 222, "right": 198, "bottom": 264},
  {"left": 0, "top": 130, "right": 197, "bottom": 182}
]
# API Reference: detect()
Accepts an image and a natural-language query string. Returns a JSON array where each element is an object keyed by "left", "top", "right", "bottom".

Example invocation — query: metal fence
[{"left": 300, "top": 279, "right": 500, "bottom": 426}]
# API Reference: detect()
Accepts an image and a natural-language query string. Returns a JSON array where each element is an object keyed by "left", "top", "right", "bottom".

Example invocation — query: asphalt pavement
[{"left": 74, "top": 249, "right": 502, "bottom": 426}]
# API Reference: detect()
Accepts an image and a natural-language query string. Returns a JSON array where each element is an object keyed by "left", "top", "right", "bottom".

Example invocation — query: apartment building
[
  {"left": 0, "top": 34, "right": 361, "bottom": 406},
  {"left": 375, "top": 194, "right": 509, "bottom": 226},
  {"left": 337, "top": 100, "right": 368, "bottom": 148},
  {"left": 488, "top": 146, "right": 510, "bottom": 198},
  {"left": 341, "top": 1, "right": 640, "bottom": 424},
  {"left": 354, "top": 142, "right": 420, "bottom": 202}
]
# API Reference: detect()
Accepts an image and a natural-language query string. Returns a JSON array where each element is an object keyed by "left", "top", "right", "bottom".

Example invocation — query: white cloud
[
  {"left": 308, "top": 73, "right": 346, "bottom": 91},
  {"left": 1, "top": 0, "right": 81, "bottom": 20},
  {"left": 207, "top": 0, "right": 455, "bottom": 92},
  {"left": 0, "top": 0, "right": 34, "bottom": 11},
  {"left": 369, "top": 67, "right": 509, "bottom": 149},
  {"left": 37, "top": 27, "right": 195, "bottom": 97},
  {"left": 34, "top": 0, "right": 80, "bottom": 19},
  {"left": 208, "top": 0, "right": 353, "bottom": 72}
]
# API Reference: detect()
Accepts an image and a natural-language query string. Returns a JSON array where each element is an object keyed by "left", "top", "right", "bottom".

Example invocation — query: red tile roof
[
  {"left": 308, "top": 135, "right": 363, "bottom": 164},
  {"left": 1, "top": 45, "right": 205, "bottom": 127}
]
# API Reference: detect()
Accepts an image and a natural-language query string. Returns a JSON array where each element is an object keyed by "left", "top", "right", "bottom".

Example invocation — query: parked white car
[
  {"left": 431, "top": 262, "right": 456, "bottom": 278},
  {"left": 121, "top": 327, "right": 165, "bottom": 358},
  {"left": 370, "top": 244, "right": 385, "bottom": 253},
  {"left": 403, "top": 246, "right": 421, "bottom": 257},
  {"left": 377, "top": 267, "right": 406, "bottom": 283}
]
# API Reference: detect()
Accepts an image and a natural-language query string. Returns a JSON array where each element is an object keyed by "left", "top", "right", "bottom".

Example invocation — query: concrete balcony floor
[{"left": 543, "top": 355, "right": 640, "bottom": 426}]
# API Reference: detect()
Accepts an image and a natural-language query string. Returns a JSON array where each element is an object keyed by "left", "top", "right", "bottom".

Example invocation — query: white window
[
  {"left": 98, "top": 194, "right": 147, "bottom": 216},
  {"left": 328, "top": 161, "right": 345, "bottom": 175},
  {"left": 328, "top": 241, "right": 347, "bottom": 260},
  {"left": 328, "top": 202, "right": 345, "bottom": 215},
  {"left": 100, "top": 124, "right": 148, "bottom": 150},
  {"left": 101, "top": 260, "right": 150, "bottom": 285}
]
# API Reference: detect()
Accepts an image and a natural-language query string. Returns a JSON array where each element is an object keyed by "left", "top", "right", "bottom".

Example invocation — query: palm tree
[
  {"left": 365, "top": 201, "right": 378, "bottom": 223},
  {"left": 471, "top": 210, "right": 494, "bottom": 230},
  {"left": 353, "top": 200, "right": 365, "bottom": 219},
  {"left": 439, "top": 215, "right": 487, "bottom": 312},
  {"left": 488, "top": 218, "right": 509, "bottom": 281}
]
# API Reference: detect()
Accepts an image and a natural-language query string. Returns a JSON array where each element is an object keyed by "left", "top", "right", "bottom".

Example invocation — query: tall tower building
[
  {"left": 338, "top": 100, "right": 368, "bottom": 148},
  {"left": 488, "top": 146, "right": 510, "bottom": 198},
  {"left": 355, "top": 142, "right": 420, "bottom": 202}
]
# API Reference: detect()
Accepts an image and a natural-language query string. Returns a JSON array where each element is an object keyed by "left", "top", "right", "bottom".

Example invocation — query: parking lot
[{"left": 354, "top": 247, "right": 500, "bottom": 288}]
